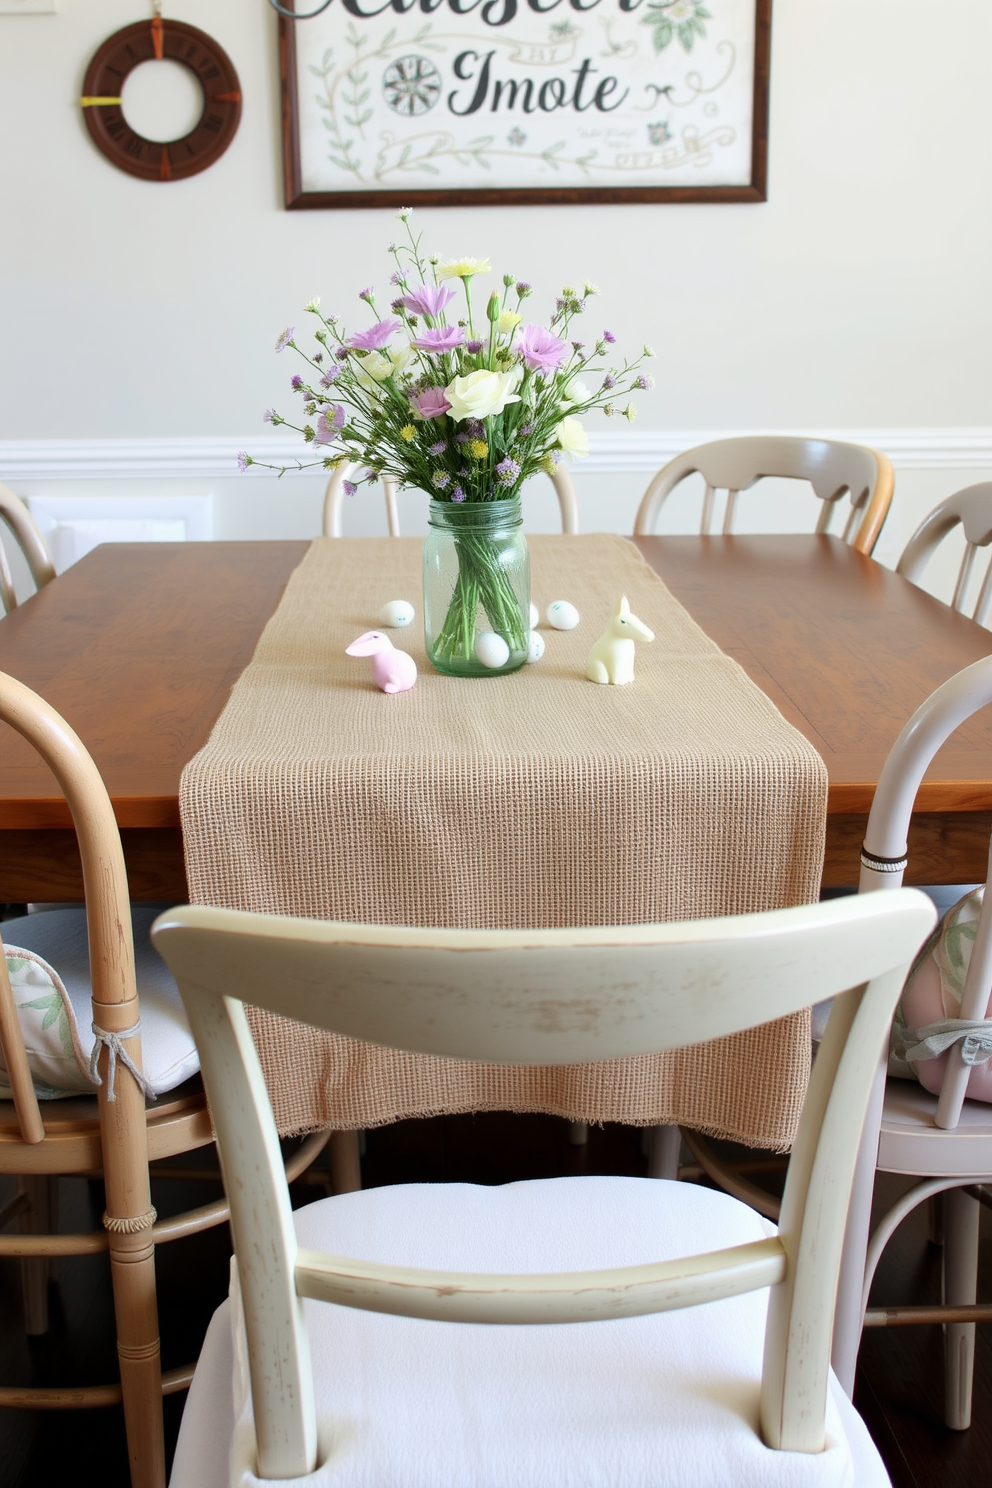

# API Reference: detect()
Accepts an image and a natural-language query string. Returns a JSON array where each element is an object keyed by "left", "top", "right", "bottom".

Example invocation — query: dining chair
[
  {"left": 0, "top": 671, "right": 326, "bottom": 1488},
  {"left": 896, "top": 481, "right": 992, "bottom": 622},
  {"left": 154, "top": 890, "right": 934, "bottom": 1487},
  {"left": 831, "top": 651, "right": 992, "bottom": 1431},
  {"left": 323, "top": 461, "right": 581, "bottom": 536},
  {"left": 0, "top": 483, "right": 57, "bottom": 613},
  {"left": 633, "top": 437, "right": 894, "bottom": 556}
]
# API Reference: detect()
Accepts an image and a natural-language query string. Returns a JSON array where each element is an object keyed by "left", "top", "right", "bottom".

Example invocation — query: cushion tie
[
  {"left": 89, "top": 1019, "right": 157, "bottom": 1102},
  {"left": 899, "top": 1017, "right": 992, "bottom": 1067}
]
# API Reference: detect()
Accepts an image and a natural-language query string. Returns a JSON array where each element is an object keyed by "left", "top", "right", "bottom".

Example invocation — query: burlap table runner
[{"left": 181, "top": 534, "right": 827, "bottom": 1149}]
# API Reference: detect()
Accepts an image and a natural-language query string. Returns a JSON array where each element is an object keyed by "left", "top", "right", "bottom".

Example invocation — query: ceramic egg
[
  {"left": 474, "top": 631, "right": 511, "bottom": 669},
  {"left": 529, "top": 602, "right": 540, "bottom": 629},
  {"left": 546, "top": 600, "right": 580, "bottom": 631},
  {"left": 378, "top": 599, "right": 415, "bottom": 628},
  {"left": 526, "top": 630, "right": 545, "bottom": 664}
]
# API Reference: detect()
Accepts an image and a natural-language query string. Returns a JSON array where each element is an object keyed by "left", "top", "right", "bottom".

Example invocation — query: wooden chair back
[
  {"left": 860, "top": 651, "right": 992, "bottom": 1130},
  {"left": 896, "top": 482, "right": 992, "bottom": 623},
  {"left": 633, "top": 436, "right": 893, "bottom": 556},
  {"left": 323, "top": 462, "right": 580, "bottom": 537},
  {"left": 152, "top": 891, "right": 934, "bottom": 1479},
  {"left": 0, "top": 485, "right": 57, "bottom": 613},
  {"left": 0, "top": 670, "right": 149, "bottom": 1172}
]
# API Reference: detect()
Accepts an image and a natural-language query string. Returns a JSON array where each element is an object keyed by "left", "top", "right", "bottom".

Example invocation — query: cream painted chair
[
  {"left": 633, "top": 437, "right": 893, "bottom": 556},
  {"left": 832, "top": 652, "right": 992, "bottom": 1431},
  {"left": 0, "top": 483, "right": 56, "bottom": 613},
  {"left": 323, "top": 461, "right": 581, "bottom": 536},
  {"left": 896, "top": 482, "right": 992, "bottom": 622},
  {"left": 155, "top": 891, "right": 934, "bottom": 1487},
  {"left": 0, "top": 673, "right": 326, "bottom": 1488}
]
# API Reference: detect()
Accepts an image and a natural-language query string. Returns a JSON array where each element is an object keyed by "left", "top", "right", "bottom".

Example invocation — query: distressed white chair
[
  {"left": 155, "top": 890, "right": 935, "bottom": 1487},
  {"left": 832, "top": 652, "right": 992, "bottom": 1431},
  {"left": 323, "top": 461, "right": 580, "bottom": 536},
  {"left": 0, "top": 673, "right": 325, "bottom": 1488},
  {"left": 896, "top": 482, "right": 992, "bottom": 622},
  {"left": 633, "top": 437, "right": 894, "bottom": 556},
  {"left": 0, "top": 483, "right": 56, "bottom": 613}
]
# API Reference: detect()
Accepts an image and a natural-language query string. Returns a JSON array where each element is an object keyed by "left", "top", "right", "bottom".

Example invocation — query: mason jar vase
[{"left": 423, "top": 497, "right": 530, "bottom": 678}]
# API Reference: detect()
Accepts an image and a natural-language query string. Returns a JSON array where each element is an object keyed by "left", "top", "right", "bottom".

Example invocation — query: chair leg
[
  {"left": 18, "top": 1174, "right": 56, "bottom": 1335},
  {"left": 646, "top": 1124, "right": 681, "bottom": 1180},
  {"left": 943, "top": 1186, "right": 980, "bottom": 1431},
  {"left": 108, "top": 1229, "right": 166, "bottom": 1488},
  {"left": 329, "top": 1130, "right": 362, "bottom": 1195}
]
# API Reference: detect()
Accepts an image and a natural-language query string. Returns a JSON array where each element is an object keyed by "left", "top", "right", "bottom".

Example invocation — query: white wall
[{"left": 1, "top": 0, "right": 991, "bottom": 595}]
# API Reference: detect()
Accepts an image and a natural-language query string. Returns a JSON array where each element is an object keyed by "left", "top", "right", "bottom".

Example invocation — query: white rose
[
  {"left": 559, "top": 378, "right": 592, "bottom": 407},
  {"left": 444, "top": 368, "right": 521, "bottom": 422},
  {"left": 354, "top": 345, "right": 413, "bottom": 389},
  {"left": 556, "top": 416, "right": 589, "bottom": 459},
  {"left": 498, "top": 310, "right": 522, "bottom": 335}
]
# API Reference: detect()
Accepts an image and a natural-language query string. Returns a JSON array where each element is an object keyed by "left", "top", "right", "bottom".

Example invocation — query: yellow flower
[
  {"left": 468, "top": 440, "right": 489, "bottom": 460},
  {"left": 400, "top": 424, "right": 416, "bottom": 441},
  {"left": 438, "top": 257, "right": 492, "bottom": 280},
  {"left": 497, "top": 310, "right": 522, "bottom": 335}
]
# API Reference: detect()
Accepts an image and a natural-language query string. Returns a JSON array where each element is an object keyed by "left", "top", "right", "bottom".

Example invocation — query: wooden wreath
[{"left": 80, "top": 17, "right": 241, "bottom": 182}]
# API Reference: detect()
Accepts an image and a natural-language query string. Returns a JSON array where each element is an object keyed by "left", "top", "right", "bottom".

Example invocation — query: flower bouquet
[{"left": 242, "top": 210, "right": 653, "bottom": 676}]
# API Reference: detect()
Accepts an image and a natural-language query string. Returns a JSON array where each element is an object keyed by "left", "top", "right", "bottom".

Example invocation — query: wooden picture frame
[{"left": 279, "top": 0, "right": 770, "bottom": 209}]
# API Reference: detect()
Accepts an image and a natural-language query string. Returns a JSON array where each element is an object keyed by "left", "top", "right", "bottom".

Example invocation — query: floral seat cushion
[
  {"left": 0, "top": 906, "right": 199, "bottom": 1101},
  {"left": 890, "top": 885, "right": 992, "bottom": 1102}
]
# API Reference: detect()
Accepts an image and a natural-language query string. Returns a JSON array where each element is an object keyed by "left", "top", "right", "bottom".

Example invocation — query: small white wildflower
[{"left": 304, "top": 296, "right": 321, "bottom": 314}]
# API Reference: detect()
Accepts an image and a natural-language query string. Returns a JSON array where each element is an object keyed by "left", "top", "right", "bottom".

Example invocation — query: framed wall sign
[{"left": 279, "top": 0, "right": 770, "bottom": 208}]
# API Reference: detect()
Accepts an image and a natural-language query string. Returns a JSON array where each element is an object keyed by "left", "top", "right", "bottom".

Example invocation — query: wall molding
[{"left": 1, "top": 429, "right": 991, "bottom": 482}]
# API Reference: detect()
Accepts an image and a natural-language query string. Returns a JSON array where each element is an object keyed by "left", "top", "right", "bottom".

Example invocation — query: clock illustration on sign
[{"left": 382, "top": 56, "right": 442, "bottom": 117}]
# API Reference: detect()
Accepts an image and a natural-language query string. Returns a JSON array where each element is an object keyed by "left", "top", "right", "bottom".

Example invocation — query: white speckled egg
[
  {"left": 378, "top": 599, "right": 415, "bottom": 628},
  {"left": 526, "top": 630, "right": 545, "bottom": 664},
  {"left": 546, "top": 600, "right": 580, "bottom": 631},
  {"left": 474, "top": 631, "right": 510, "bottom": 669},
  {"left": 529, "top": 602, "right": 539, "bottom": 629}
]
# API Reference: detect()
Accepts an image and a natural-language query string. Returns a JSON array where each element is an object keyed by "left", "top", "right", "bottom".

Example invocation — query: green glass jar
[{"left": 424, "top": 497, "right": 530, "bottom": 677}]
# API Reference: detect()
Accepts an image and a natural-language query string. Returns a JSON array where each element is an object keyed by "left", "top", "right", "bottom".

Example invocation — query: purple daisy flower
[
  {"left": 635, "top": 374, "right": 649, "bottom": 390},
  {"left": 390, "top": 270, "right": 404, "bottom": 285},
  {"left": 236, "top": 451, "right": 251, "bottom": 473},
  {"left": 515, "top": 324, "right": 568, "bottom": 373},
  {"left": 515, "top": 282, "right": 532, "bottom": 296},
  {"left": 348, "top": 318, "right": 401, "bottom": 352},
  {"left": 466, "top": 339, "right": 484, "bottom": 354},
  {"left": 429, "top": 440, "right": 446, "bottom": 456},
  {"left": 411, "top": 325, "right": 465, "bottom": 354},
  {"left": 402, "top": 283, "right": 457, "bottom": 318},
  {"left": 519, "top": 423, "right": 533, "bottom": 437},
  {"left": 343, "top": 480, "right": 358, "bottom": 498},
  {"left": 455, "top": 431, "right": 471, "bottom": 444},
  {"left": 291, "top": 374, "right": 304, "bottom": 390},
  {"left": 320, "top": 366, "right": 340, "bottom": 388},
  {"left": 451, "top": 485, "right": 466, "bottom": 503},
  {"left": 315, "top": 406, "right": 346, "bottom": 444},
  {"left": 274, "top": 328, "right": 295, "bottom": 353},
  {"left": 358, "top": 287, "right": 374, "bottom": 303},
  {"left": 603, "top": 329, "right": 616, "bottom": 344},
  {"left": 335, "top": 346, "right": 350, "bottom": 360},
  {"left": 262, "top": 409, "right": 275, "bottom": 423},
  {"left": 602, "top": 374, "right": 616, "bottom": 390}
]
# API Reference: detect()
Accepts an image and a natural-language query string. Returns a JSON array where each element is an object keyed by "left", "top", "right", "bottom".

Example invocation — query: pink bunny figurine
[{"left": 345, "top": 630, "right": 418, "bottom": 694}]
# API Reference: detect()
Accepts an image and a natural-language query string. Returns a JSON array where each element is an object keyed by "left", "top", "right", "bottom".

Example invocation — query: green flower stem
[{"left": 432, "top": 529, "right": 527, "bottom": 666}]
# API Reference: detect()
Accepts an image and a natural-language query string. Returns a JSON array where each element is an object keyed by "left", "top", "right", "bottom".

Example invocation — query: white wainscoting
[{"left": 2, "top": 429, "right": 992, "bottom": 481}]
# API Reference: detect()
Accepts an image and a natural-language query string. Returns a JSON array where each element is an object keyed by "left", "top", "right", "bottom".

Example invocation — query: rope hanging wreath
[{"left": 80, "top": 6, "right": 241, "bottom": 182}]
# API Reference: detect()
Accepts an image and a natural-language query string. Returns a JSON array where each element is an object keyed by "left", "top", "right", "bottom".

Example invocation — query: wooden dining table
[{"left": 0, "top": 532, "right": 989, "bottom": 902}]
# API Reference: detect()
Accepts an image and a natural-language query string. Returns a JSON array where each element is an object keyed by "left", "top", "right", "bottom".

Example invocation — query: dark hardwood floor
[{"left": 1, "top": 1115, "right": 988, "bottom": 1487}]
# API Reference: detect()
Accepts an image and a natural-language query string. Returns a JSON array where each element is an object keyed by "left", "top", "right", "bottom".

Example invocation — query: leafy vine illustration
[
  {"left": 311, "top": 23, "right": 444, "bottom": 175},
  {"left": 372, "top": 130, "right": 599, "bottom": 182},
  {"left": 642, "top": 0, "right": 711, "bottom": 55}
]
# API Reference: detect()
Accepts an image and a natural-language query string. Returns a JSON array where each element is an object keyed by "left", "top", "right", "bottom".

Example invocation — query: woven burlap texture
[{"left": 181, "top": 534, "right": 827, "bottom": 1149}]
